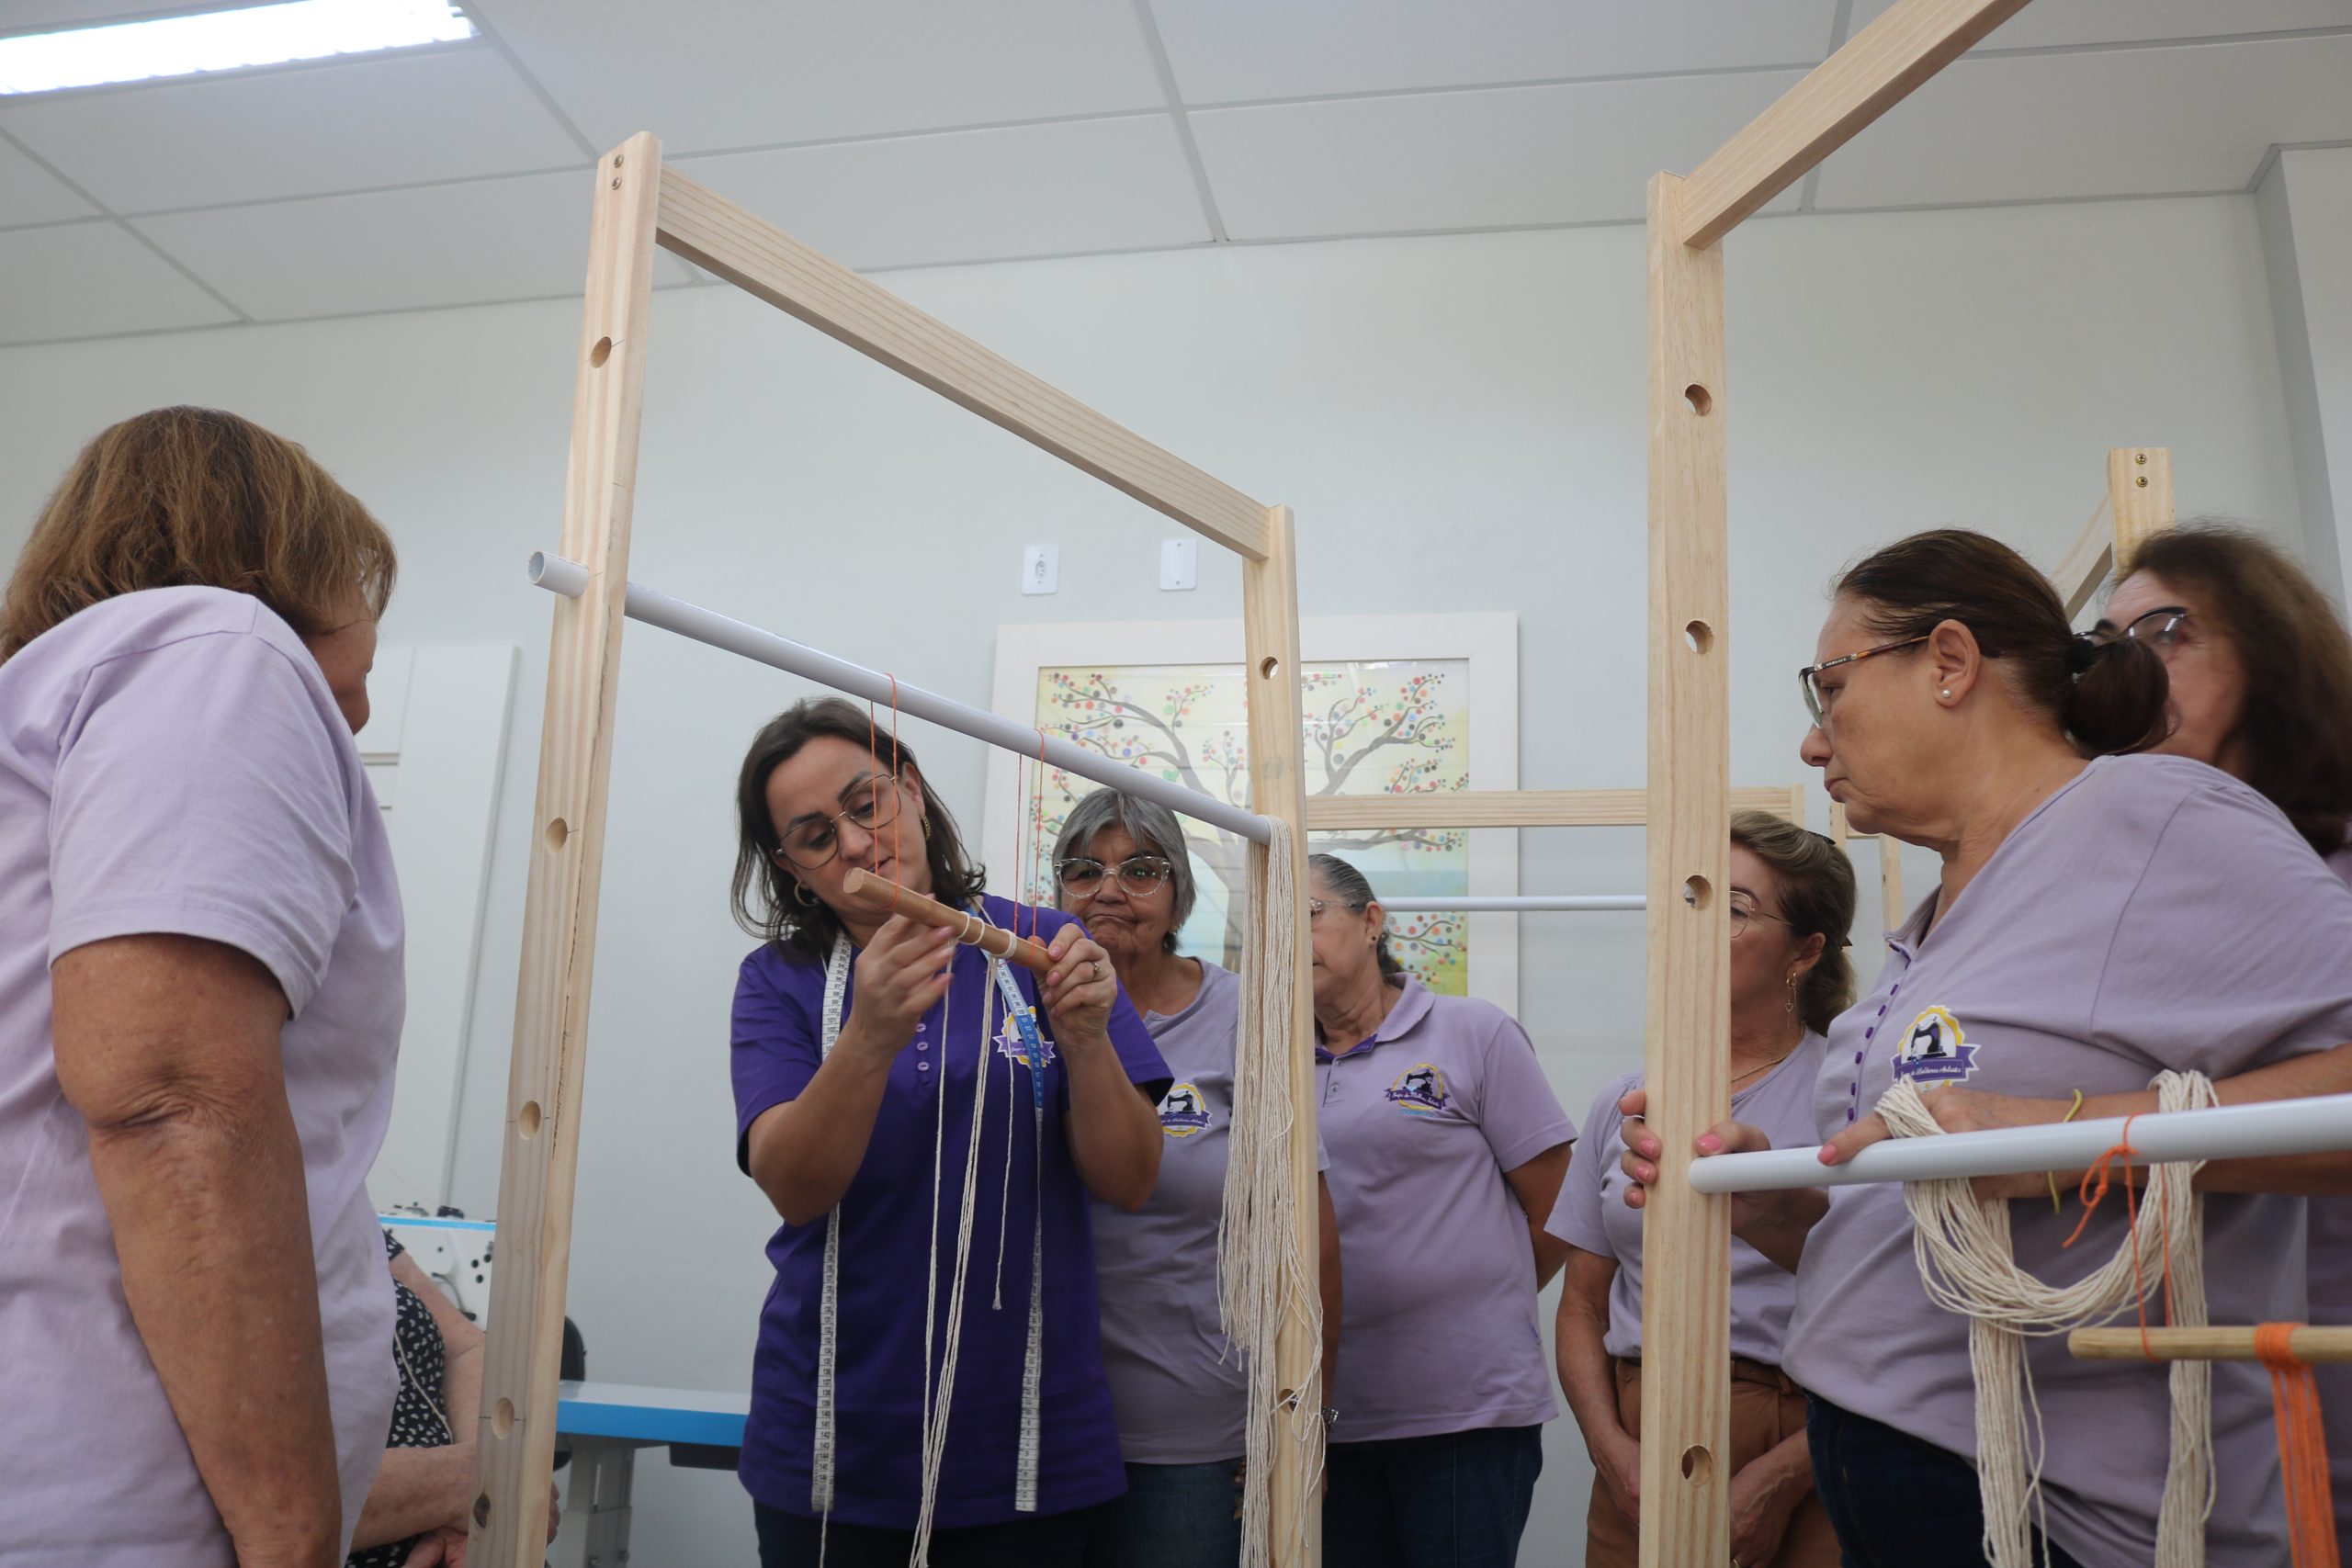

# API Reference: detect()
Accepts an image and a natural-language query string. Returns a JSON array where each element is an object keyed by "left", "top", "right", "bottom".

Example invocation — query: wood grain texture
[
  {"left": 840, "top": 868, "right": 1054, "bottom": 972},
  {"left": 1639, "top": 171, "right": 1733, "bottom": 1567},
  {"left": 2055, "top": 494, "right": 2115, "bottom": 621},
  {"left": 653, "top": 165, "right": 1270, "bottom": 560},
  {"left": 2109, "top": 446, "right": 2175, "bottom": 568},
  {"left": 1679, "top": 0, "right": 2032, "bottom": 247},
  {"left": 2071, "top": 1325, "right": 2352, "bottom": 1362},
  {"left": 1243, "top": 505, "right": 1324, "bottom": 1568},
  {"left": 1303, "top": 785, "right": 1804, "bottom": 830},
  {"left": 469, "top": 133, "right": 663, "bottom": 1568}
]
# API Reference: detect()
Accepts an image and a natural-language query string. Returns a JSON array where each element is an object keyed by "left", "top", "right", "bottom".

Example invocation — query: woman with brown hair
[
  {"left": 1551, "top": 811, "right": 1854, "bottom": 1568},
  {"left": 0, "top": 407, "right": 405, "bottom": 1567},
  {"left": 727, "top": 696, "right": 1170, "bottom": 1566}
]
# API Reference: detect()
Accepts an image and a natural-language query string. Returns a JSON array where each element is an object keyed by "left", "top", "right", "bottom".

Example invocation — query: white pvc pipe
[
  {"left": 1687, "top": 1091, "right": 2352, "bottom": 1194},
  {"left": 527, "top": 553, "right": 1274, "bottom": 846},
  {"left": 1378, "top": 895, "right": 1645, "bottom": 912}
]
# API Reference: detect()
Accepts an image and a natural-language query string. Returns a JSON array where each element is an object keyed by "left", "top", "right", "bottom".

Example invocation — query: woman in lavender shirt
[
  {"left": 0, "top": 408, "right": 403, "bottom": 1568},
  {"left": 1619, "top": 530, "right": 2352, "bottom": 1566},
  {"left": 1552, "top": 812, "right": 1853, "bottom": 1568},
  {"left": 1050, "top": 788, "right": 1341, "bottom": 1568}
]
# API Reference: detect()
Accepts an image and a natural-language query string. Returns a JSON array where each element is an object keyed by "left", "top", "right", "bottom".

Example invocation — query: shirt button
[
  {"left": 917, "top": 1061, "right": 932, "bottom": 1074},
  {"left": 916, "top": 1040, "right": 930, "bottom": 1053}
]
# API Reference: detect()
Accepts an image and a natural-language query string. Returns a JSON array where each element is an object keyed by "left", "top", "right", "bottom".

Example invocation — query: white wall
[
  {"left": 2257, "top": 146, "right": 2352, "bottom": 606},
  {"left": 0, "top": 191, "right": 2305, "bottom": 1565}
]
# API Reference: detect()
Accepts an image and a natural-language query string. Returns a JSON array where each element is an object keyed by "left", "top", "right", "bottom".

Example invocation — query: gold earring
[
  {"left": 793, "top": 882, "right": 820, "bottom": 908},
  {"left": 1784, "top": 973, "right": 1798, "bottom": 1016}
]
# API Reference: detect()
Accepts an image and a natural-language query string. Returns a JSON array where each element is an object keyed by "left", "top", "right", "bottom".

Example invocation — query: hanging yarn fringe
[
  {"left": 1878, "top": 1071, "right": 2218, "bottom": 1568},
  {"left": 2256, "top": 1324, "right": 2342, "bottom": 1568},
  {"left": 1217, "top": 818, "right": 1323, "bottom": 1568}
]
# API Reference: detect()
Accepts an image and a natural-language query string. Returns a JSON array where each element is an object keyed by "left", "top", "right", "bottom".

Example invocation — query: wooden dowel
[
  {"left": 2069, "top": 1325, "right": 2352, "bottom": 1363},
  {"left": 840, "top": 869, "right": 1055, "bottom": 974}
]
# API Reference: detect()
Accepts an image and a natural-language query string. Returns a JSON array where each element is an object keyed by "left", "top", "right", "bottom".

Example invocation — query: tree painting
[{"left": 1019, "top": 659, "right": 1473, "bottom": 995}]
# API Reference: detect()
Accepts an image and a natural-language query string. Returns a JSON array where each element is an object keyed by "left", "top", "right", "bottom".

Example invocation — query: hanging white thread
[
  {"left": 1216, "top": 818, "right": 1322, "bottom": 1568},
  {"left": 809, "top": 937, "right": 854, "bottom": 1522},
  {"left": 1878, "top": 1071, "right": 2217, "bottom": 1568}
]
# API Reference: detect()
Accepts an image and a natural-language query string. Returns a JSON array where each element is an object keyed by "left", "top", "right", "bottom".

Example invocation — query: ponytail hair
[
  {"left": 1306, "top": 853, "right": 1405, "bottom": 980},
  {"left": 1730, "top": 810, "right": 1857, "bottom": 1035}
]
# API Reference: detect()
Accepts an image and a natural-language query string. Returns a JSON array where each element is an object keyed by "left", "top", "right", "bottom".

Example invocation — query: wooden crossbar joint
[{"left": 2108, "top": 446, "right": 2175, "bottom": 567}]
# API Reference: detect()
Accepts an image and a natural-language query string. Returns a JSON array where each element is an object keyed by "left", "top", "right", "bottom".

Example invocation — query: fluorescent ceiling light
[{"left": 0, "top": 1, "right": 475, "bottom": 96}]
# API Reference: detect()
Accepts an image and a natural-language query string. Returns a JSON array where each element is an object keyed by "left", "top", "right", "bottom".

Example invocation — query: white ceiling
[{"left": 2, "top": 0, "right": 2347, "bottom": 346}]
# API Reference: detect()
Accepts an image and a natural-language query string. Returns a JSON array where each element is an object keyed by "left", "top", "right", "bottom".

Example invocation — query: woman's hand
[
  {"left": 839, "top": 918, "right": 956, "bottom": 1063},
  {"left": 1615, "top": 1088, "right": 1826, "bottom": 1272},
  {"left": 1728, "top": 1455, "right": 1803, "bottom": 1568},
  {"left": 1820, "top": 1084, "right": 2072, "bottom": 1200},
  {"left": 1039, "top": 926, "right": 1117, "bottom": 1048},
  {"left": 1592, "top": 1428, "right": 1641, "bottom": 1526}
]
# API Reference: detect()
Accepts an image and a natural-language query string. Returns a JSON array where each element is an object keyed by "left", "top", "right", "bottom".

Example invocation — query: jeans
[
  {"left": 1323, "top": 1425, "right": 1544, "bottom": 1568},
  {"left": 1805, "top": 1395, "right": 2087, "bottom": 1568},
  {"left": 1082, "top": 1459, "right": 1246, "bottom": 1567},
  {"left": 754, "top": 1501, "right": 1102, "bottom": 1568}
]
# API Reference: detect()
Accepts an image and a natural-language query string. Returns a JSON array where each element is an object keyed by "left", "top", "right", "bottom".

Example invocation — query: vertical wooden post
[
  {"left": 1243, "top": 503, "right": 1323, "bottom": 1568},
  {"left": 1639, "top": 171, "right": 1733, "bottom": 1567},
  {"left": 2109, "top": 446, "right": 2174, "bottom": 565},
  {"left": 469, "top": 132, "right": 663, "bottom": 1568}
]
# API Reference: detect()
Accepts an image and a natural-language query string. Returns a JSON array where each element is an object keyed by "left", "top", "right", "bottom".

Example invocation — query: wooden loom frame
[{"left": 466, "top": 139, "right": 1324, "bottom": 1565}]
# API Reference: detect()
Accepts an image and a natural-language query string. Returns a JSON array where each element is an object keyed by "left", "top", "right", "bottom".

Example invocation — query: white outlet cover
[
  {"left": 1022, "top": 544, "right": 1059, "bottom": 595},
  {"left": 1159, "top": 537, "right": 1198, "bottom": 592}
]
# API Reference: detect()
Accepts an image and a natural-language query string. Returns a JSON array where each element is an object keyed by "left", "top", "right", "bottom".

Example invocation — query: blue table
[{"left": 556, "top": 1381, "right": 750, "bottom": 1567}]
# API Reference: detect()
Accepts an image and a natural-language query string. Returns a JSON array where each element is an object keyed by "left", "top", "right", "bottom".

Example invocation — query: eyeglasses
[
  {"left": 1056, "top": 855, "right": 1174, "bottom": 895},
  {"left": 775, "top": 773, "right": 903, "bottom": 871},
  {"left": 1798, "top": 634, "right": 1930, "bottom": 730},
  {"left": 1307, "top": 898, "right": 1367, "bottom": 923},
  {"left": 2098, "top": 605, "right": 2192, "bottom": 653},
  {"left": 1728, "top": 897, "right": 1792, "bottom": 941}
]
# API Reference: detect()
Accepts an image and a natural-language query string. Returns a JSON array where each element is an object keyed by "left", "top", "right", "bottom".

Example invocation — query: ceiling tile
[
  {"left": 0, "top": 134, "right": 94, "bottom": 224},
  {"left": 0, "top": 2, "right": 224, "bottom": 29},
  {"left": 131, "top": 167, "right": 694, "bottom": 321},
  {"left": 1811, "top": 33, "right": 2352, "bottom": 209},
  {"left": 0, "top": 220, "right": 236, "bottom": 343},
  {"left": 1192, "top": 72, "right": 1809, "bottom": 240},
  {"left": 669, "top": 117, "right": 1209, "bottom": 272},
  {"left": 1150, "top": 0, "right": 1835, "bottom": 104},
  {"left": 0, "top": 45, "right": 582, "bottom": 212},
  {"left": 471, "top": 0, "right": 1165, "bottom": 155},
  {"left": 1848, "top": 0, "right": 2352, "bottom": 51}
]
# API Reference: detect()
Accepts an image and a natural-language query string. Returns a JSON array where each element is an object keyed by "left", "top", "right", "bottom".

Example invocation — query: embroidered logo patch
[
  {"left": 1157, "top": 1081, "right": 1213, "bottom": 1139},
  {"left": 1384, "top": 1062, "right": 1452, "bottom": 1118},
  {"left": 993, "top": 1010, "right": 1057, "bottom": 1072},
  {"left": 1892, "top": 1005, "right": 1976, "bottom": 1086}
]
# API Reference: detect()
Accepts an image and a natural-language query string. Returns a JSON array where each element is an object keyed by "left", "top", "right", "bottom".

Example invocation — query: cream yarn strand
[
  {"left": 1217, "top": 818, "right": 1323, "bottom": 1568},
  {"left": 1878, "top": 1072, "right": 2217, "bottom": 1568}
]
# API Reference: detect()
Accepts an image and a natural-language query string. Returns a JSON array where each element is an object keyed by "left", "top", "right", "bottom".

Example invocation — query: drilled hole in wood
[
  {"left": 1680, "top": 1443, "right": 1714, "bottom": 1483},
  {"left": 473, "top": 1495, "right": 492, "bottom": 1528},
  {"left": 1259, "top": 656, "right": 1279, "bottom": 679},
  {"left": 1682, "top": 874, "right": 1713, "bottom": 910},
  {"left": 1684, "top": 383, "right": 1713, "bottom": 416},
  {"left": 589, "top": 337, "right": 612, "bottom": 368},
  {"left": 492, "top": 1397, "right": 515, "bottom": 1438},
  {"left": 545, "top": 817, "right": 570, "bottom": 852},
  {"left": 518, "top": 1100, "right": 543, "bottom": 1140},
  {"left": 1683, "top": 618, "right": 1713, "bottom": 654}
]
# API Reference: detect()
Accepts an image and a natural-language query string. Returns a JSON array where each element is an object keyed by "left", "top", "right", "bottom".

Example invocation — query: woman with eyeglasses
[
  {"left": 1307, "top": 853, "right": 1573, "bottom": 1568},
  {"left": 1047, "top": 788, "right": 1341, "bottom": 1568},
  {"left": 727, "top": 697, "right": 1171, "bottom": 1567},
  {"left": 1551, "top": 811, "right": 1853, "bottom": 1568},
  {"left": 1615, "top": 529, "right": 2352, "bottom": 1567}
]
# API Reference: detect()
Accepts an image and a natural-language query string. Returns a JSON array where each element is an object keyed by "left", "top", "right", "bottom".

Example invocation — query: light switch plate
[
  {"left": 1022, "top": 544, "right": 1059, "bottom": 595},
  {"left": 1159, "top": 537, "right": 1198, "bottom": 592}
]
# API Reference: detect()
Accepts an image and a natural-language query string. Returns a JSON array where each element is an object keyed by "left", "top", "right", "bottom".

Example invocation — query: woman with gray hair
[{"left": 1055, "top": 788, "right": 1340, "bottom": 1568}]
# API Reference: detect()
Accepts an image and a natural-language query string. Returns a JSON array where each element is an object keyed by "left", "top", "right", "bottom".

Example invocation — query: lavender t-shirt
[
  {"left": 1317, "top": 977, "right": 1572, "bottom": 1443},
  {"left": 1546, "top": 1033, "right": 1826, "bottom": 1364},
  {"left": 1781, "top": 755, "right": 2352, "bottom": 1568},
  {"left": 0, "top": 587, "right": 403, "bottom": 1566},
  {"left": 1094, "top": 960, "right": 1333, "bottom": 1464},
  {"left": 2313, "top": 840, "right": 2352, "bottom": 1546}
]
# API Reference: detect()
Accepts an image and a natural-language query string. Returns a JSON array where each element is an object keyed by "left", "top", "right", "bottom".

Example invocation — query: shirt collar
[{"left": 1315, "top": 975, "right": 1432, "bottom": 1061}]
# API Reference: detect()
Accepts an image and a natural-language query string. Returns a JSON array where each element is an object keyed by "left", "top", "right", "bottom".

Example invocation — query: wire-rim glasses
[
  {"left": 1056, "top": 855, "right": 1174, "bottom": 895},
  {"left": 775, "top": 773, "right": 904, "bottom": 871},
  {"left": 1798, "top": 634, "right": 1931, "bottom": 729},
  {"left": 2098, "top": 604, "right": 2191, "bottom": 653}
]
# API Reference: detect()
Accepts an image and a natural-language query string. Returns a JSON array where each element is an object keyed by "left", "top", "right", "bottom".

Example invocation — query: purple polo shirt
[
  {"left": 1546, "top": 1033, "right": 1826, "bottom": 1364},
  {"left": 0, "top": 587, "right": 403, "bottom": 1566},
  {"left": 1782, "top": 755, "right": 2352, "bottom": 1568},
  {"left": 1092, "top": 959, "right": 1330, "bottom": 1465},
  {"left": 2315, "top": 839, "right": 2352, "bottom": 1546},
  {"left": 729, "top": 897, "right": 1170, "bottom": 1528},
  {"left": 1317, "top": 977, "right": 1572, "bottom": 1442}
]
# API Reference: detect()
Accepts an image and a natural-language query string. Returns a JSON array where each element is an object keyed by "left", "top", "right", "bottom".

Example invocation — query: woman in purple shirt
[
  {"left": 1620, "top": 530, "right": 2352, "bottom": 1566},
  {"left": 0, "top": 407, "right": 403, "bottom": 1568},
  {"left": 728, "top": 697, "right": 1171, "bottom": 1567},
  {"left": 1551, "top": 811, "right": 1853, "bottom": 1568},
  {"left": 1308, "top": 853, "right": 1575, "bottom": 1568}
]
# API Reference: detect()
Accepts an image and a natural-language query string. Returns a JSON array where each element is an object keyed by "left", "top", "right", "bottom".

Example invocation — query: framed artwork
[{"left": 985, "top": 614, "right": 1519, "bottom": 1010}]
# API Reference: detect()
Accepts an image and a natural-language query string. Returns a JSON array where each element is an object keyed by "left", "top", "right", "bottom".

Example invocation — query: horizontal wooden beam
[
  {"left": 2071, "top": 1325, "right": 2352, "bottom": 1363},
  {"left": 1304, "top": 784, "right": 1803, "bottom": 831},
  {"left": 1677, "top": 0, "right": 2031, "bottom": 248},
  {"left": 653, "top": 165, "right": 1272, "bottom": 561}
]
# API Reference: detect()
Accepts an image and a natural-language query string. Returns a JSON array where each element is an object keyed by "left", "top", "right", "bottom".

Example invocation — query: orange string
[
  {"left": 2256, "top": 1323, "right": 2342, "bottom": 1568},
  {"left": 2063, "top": 1115, "right": 2161, "bottom": 1359}
]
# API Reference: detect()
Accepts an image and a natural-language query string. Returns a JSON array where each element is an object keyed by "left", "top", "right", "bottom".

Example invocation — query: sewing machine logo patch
[
  {"left": 1158, "top": 1082, "right": 1213, "bottom": 1139},
  {"left": 1893, "top": 1005, "right": 1976, "bottom": 1085},
  {"left": 994, "top": 1010, "right": 1057, "bottom": 1073},
  {"left": 1385, "top": 1063, "right": 1452, "bottom": 1118}
]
